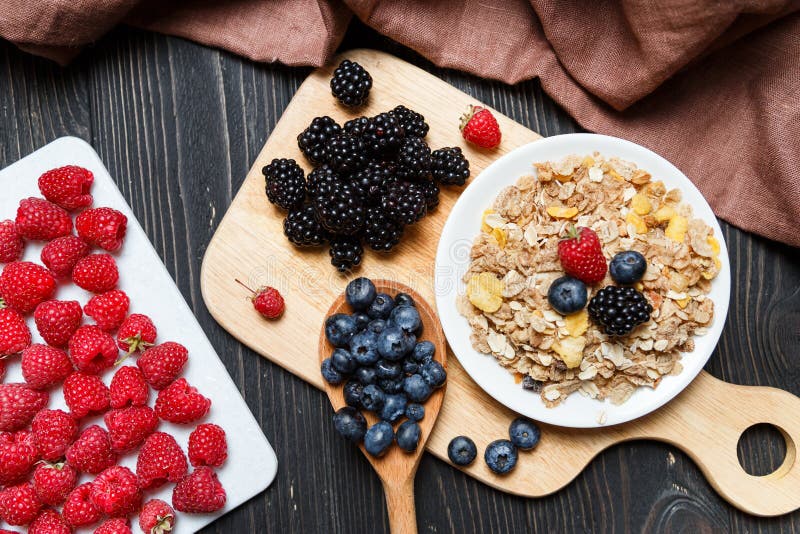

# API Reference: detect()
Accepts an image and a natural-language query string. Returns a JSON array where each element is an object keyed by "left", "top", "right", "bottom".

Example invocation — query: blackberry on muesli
[
  {"left": 306, "top": 165, "right": 340, "bottom": 199},
  {"left": 263, "top": 158, "right": 306, "bottom": 210},
  {"left": 351, "top": 161, "right": 396, "bottom": 205},
  {"left": 329, "top": 235, "right": 363, "bottom": 272},
  {"left": 364, "top": 206, "right": 404, "bottom": 252},
  {"left": 283, "top": 204, "right": 328, "bottom": 247},
  {"left": 297, "top": 116, "right": 342, "bottom": 165},
  {"left": 313, "top": 180, "right": 366, "bottom": 236},
  {"left": 390, "top": 105, "right": 429, "bottom": 138},
  {"left": 380, "top": 180, "right": 426, "bottom": 225},
  {"left": 330, "top": 60, "right": 372, "bottom": 107},
  {"left": 415, "top": 179, "right": 440, "bottom": 210},
  {"left": 362, "top": 112, "right": 405, "bottom": 155},
  {"left": 396, "top": 137, "right": 432, "bottom": 181},
  {"left": 343, "top": 116, "right": 371, "bottom": 138},
  {"left": 431, "top": 146, "right": 470, "bottom": 186},
  {"left": 327, "top": 133, "right": 368, "bottom": 175}
]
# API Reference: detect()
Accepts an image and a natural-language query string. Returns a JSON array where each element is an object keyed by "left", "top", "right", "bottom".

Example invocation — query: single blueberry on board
[
  {"left": 484, "top": 439, "right": 518, "bottom": 474},
  {"left": 367, "top": 292, "right": 395, "bottom": 319},
  {"left": 412, "top": 341, "right": 435, "bottom": 364},
  {"left": 405, "top": 403, "right": 425, "bottom": 422},
  {"left": 331, "top": 348, "right": 357, "bottom": 374},
  {"left": 360, "top": 384, "right": 386, "bottom": 412},
  {"left": 343, "top": 380, "right": 364, "bottom": 408},
  {"left": 448, "top": 436, "right": 477, "bottom": 466},
  {"left": 375, "top": 359, "right": 402, "bottom": 380},
  {"left": 396, "top": 421, "right": 421, "bottom": 452},
  {"left": 321, "top": 358, "right": 344, "bottom": 385},
  {"left": 333, "top": 407, "right": 367, "bottom": 443},
  {"left": 345, "top": 277, "right": 377, "bottom": 312},
  {"left": 420, "top": 360, "right": 447, "bottom": 388},
  {"left": 364, "top": 421, "right": 394, "bottom": 457},
  {"left": 547, "top": 276, "right": 588, "bottom": 315},
  {"left": 403, "top": 374, "right": 432, "bottom": 403},
  {"left": 508, "top": 417, "right": 541, "bottom": 450},
  {"left": 325, "top": 313, "right": 358, "bottom": 347},
  {"left": 350, "top": 330, "right": 380, "bottom": 366},
  {"left": 388, "top": 305, "right": 421, "bottom": 334},
  {"left": 380, "top": 394, "right": 407, "bottom": 423}
]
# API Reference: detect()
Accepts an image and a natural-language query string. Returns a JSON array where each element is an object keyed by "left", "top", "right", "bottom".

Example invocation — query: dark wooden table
[{"left": 2, "top": 21, "right": 799, "bottom": 534}]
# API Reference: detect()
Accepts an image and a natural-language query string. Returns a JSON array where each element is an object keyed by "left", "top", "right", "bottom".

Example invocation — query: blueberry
[
  {"left": 352, "top": 312, "right": 371, "bottom": 331},
  {"left": 333, "top": 407, "right": 367, "bottom": 443},
  {"left": 360, "top": 384, "right": 385, "bottom": 412},
  {"left": 388, "top": 305, "right": 421, "bottom": 334},
  {"left": 420, "top": 360, "right": 447, "bottom": 388},
  {"left": 412, "top": 341, "right": 435, "bottom": 364},
  {"left": 547, "top": 276, "right": 588, "bottom": 315},
  {"left": 405, "top": 403, "right": 425, "bottom": 421},
  {"left": 325, "top": 313, "right": 358, "bottom": 347},
  {"left": 396, "top": 421, "right": 421, "bottom": 452},
  {"left": 609, "top": 250, "right": 647, "bottom": 284},
  {"left": 484, "top": 439, "right": 518, "bottom": 474},
  {"left": 345, "top": 277, "right": 377, "bottom": 312},
  {"left": 355, "top": 366, "right": 377, "bottom": 385},
  {"left": 402, "top": 360, "right": 419, "bottom": 375},
  {"left": 343, "top": 380, "right": 364, "bottom": 408},
  {"left": 367, "top": 293, "right": 395, "bottom": 319},
  {"left": 321, "top": 358, "right": 344, "bottom": 385},
  {"left": 447, "top": 436, "right": 477, "bottom": 466},
  {"left": 350, "top": 330, "right": 379, "bottom": 366},
  {"left": 380, "top": 394, "right": 407, "bottom": 423},
  {"left": 508, "top": 417, "right": 541, "bottom": 450},
  {"left": 367, "top": 319, "right": 386, "bottom": 334},
  {"left": 331, "top": 348, "right": 357, "bottom": 374},
  {"left": 375, "top": 359, "right": 402, "bottom": 380},
  {"left": 377, "top": 326, "right": 415, "bottom": 361},
  {"left": 364, "top": 421, "right": 394, "bottom": 457},
  {"left": 403, "top": 374, "right": 432, "bottom": 402},
  {"left": 394, "top": 292, "right": 415, "bottom": 307},
  {"left": 378, "top": 378, "right": 403, "bottom": 394}
]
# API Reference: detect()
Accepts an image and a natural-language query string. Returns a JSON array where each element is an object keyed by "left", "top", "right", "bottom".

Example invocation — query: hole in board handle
[{"left": 737, "top": 423, "right": 796, "bottom": 478}]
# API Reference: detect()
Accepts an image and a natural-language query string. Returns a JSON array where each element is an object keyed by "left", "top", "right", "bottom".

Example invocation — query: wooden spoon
[{"left": 318, "top": 279, "right": 447, "bottom": 534}]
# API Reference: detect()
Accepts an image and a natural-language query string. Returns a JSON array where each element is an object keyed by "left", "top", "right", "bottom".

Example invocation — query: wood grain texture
[{"left": 0, "top": 21, "right": 798, "bottom": 532}]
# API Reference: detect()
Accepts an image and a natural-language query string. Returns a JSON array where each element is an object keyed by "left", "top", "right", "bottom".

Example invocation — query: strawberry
[
  {"left": 0, "top": 430, "right": 38, "bottom": 486},
  {"left": 72, "top": 253, "right": 119, "bottom": 293},
  {"left": 557, "top": 225, "right": 608, "bottom": 285},
  {"left": 0, "top": 261, "right": 56, "bottom": 313},
  {"left": 0, "top": 482, "right": 42, "bottom": 526},
  {"left": 172, "top": 467, "right": 226, "bottom": 513},
  {"left": 104, "top": 406, "right": 159, "bottom": 453},
  {"left": 136, "top": 431, "right": 188, "bottom": 489},
  {"left": 116, "top": 313, "right": 156, "bottom": 353},
  {"left": 21, "top": 344, "right": 73, "bottom": 389},
  {"left": 33, "top": 300, "right": 82, "bottom": 348},
  {"left": 0, "top": 303, "right": 31, "bottom": 356},
  {"left": 90, "top": 465, "right": 142, "bottom": 517},
  {"left": 32, "top": 461, "right": 78, "bottom": 506},
  {"left": 137, "top": 341, "right": 188, "bottom": 390},
  {"left": 155, "top": 378, "right": 211, "bottom": 424},
  {"left": 66, "top": 425, "right": 117, "bottom": 474},
  {"left": 84, "top": 290, "right": 129, "bottom": 332},
  {"left": 188, "top": 423, "right": 227, "bottom": 468},
  {"left": 63, "top": 372, "right": 110, "bottom": 418},
  {"left": 459, "top": 105, "right": 502, "bottom": 149},
  {"left": 76, "top": 207, "right": 127, "bottom": 252},
  {"left": 95, "top": 518, "right": 132, "bottom": 534},
  {"left": 15, "top": 197, "right": 72, "bottom": 241},
  {"left": 31, "top": 409, "right": 78, "bottom": 461},
  {"left": 40, "top": 234, "right": 90, "bottom": 278},
  {"left": 68, "top": 325, "right": 118, "bottom": 375},
  {"left": 62, "top": 482, "right": 101, "bottom": 528},
  {"left": 38, "top": 165, "right": 94, "bottom": 211},
  {"left": 109, "top": 365, "right": 150, "bottom": 409},
  {"left": 28, "top": 508, "right": 71, "bottom": 534},
  {"left": 0, "top": 384, "right": 49, "bottom": 431},
  {"left": 0, "top": 359, "right": 4, "bottom": 381},
  {"left": 139, "top": 499, "right": 175, "bottom": 534},
  {"left": 0, "top": 220, "right": 23, "bottom": 263}
]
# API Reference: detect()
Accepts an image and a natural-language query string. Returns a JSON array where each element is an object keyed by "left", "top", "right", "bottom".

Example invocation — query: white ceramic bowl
[{"left": 435, "top": 134, "right": 731, "bottom": 428}]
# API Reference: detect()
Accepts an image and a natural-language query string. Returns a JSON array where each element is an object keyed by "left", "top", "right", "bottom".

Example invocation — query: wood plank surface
[{"left": 1, "top": 22, "right": 799, "bottom": 533}]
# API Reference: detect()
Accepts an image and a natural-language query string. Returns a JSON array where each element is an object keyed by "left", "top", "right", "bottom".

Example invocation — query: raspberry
[
  {"left": 0, "top": 261, "right": 57, "bottom": 313},
  {"left": 253, "top": 287, "right": 285, "bottom": 320},
  {"left": 137, "top": 341, "right": 188, "bottom": 390},
  {"left": 32, "top": 461, "right": 77, "bottom": 505},
  {"left": 90, "top": 465, "right": 142, "bottom": 517},
  {"left": 116, "top": 313, "right": 157, "bottom": 353},
  {"left": 0, "top": 384, "right": 49, "bottom": 432},
  {"left": 297, "top": 116, "right": 342, "bottom": 165},
  {"left": 330, "top": 59, "right": 372, "bottom": 107},
  {"left": 155, "top": 378, "right": 211, "bottom": 424},
  {"left": 104, "top": 406, "right": 159, "bottom": 453},
  {"left": 28, "top": 508, "right": 71, "bottom": 534},
  {"left": 84, "top": 289, "right": 129, "bottom": 332},
  {"left": 263, "top": 158, "right": 307, "bottom": 210},
  {"left": 15, "top": 197, "right": 72, "bottom": 241},
  {"left": 76, "top": 207, "right": 127, "bottom": 252},
  {"left": 21, "top": 344, "right": 73, "bottom": 389},
  {"left": 33, "top": 299, "right": 82, "bottom": 348},
  {"left": 95, "top": 518, "right": 133, "bottom": 534},
  {"left": 109, "top": 365, "right": 150, "bottom": 409},
  {"left": 136, "top": 432, "right": 188, "bottom": 489},
  {"left": 63, "top": 372, "right": 110, "bottom": 419},
  {"left": 0, "top": 220, "right": 23, "bottom": 263},
  {"left": 31, "top": 409, "right": 78, "bottom": 461},
  {"left": 72, "top": 253, "right": 119, "bottom": 293},
  {"left": 68, "top": 325, "right": 118, "bottom": 374},
  {"left": 460, "top": 105, "right": 502, "bottom": 149},
  {"left": 38, "top": 165, "right": 94, "bottom": 210},
  {"left": 0, "top": 304, "right": 31, "bottom": 356},
  {"left": 0, "top": 482, "right": 42, "bottom": 526},
  {"left": 66, "top": 425, "right": 116, "bottom": 475},
  {"left": 188, "top": 423, "right": 227, "bottom": 468},
  {"left": 0, "top": 430, "right": 37, "bottom": 486},
  {"left": 139, "top": 499, "right": 176, "bottom": 534},
  {"left": 62, "top": 482, "right": 101, "bottom": 528},
  {"left": 40, "top": 234, "right": 90, "bottom": 277},
  {"left": 172, "top": 467, "right": 226, "bottom": 513}
]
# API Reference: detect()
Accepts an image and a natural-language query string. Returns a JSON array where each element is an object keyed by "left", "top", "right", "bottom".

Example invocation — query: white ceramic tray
[{"left": 0, "top": 137, "right": 277, "bottom": 532}]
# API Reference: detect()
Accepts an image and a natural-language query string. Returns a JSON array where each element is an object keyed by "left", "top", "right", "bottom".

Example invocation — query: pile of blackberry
[{"left": 265, "top": 81, "right": 471, "bottom": 272}]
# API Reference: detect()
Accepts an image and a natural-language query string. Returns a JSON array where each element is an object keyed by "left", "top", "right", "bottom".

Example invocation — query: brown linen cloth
[{"left": 2, "top": 1, "right": 798, "bottom": 246}]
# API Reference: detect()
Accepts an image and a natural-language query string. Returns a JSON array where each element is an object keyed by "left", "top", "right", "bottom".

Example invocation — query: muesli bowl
[{"left": 434, "top": 134, "right": 731, "bottom": 428}]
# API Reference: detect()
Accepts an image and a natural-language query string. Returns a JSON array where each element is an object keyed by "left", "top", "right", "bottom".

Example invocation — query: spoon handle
[{"left": 383, "top": 478, "right": 417, "bottom": 534}]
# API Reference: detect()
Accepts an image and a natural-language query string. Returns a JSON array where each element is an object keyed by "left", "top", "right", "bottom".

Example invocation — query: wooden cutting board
[{"left": 200, "top": 49, "right": 800, "bottom": 517}]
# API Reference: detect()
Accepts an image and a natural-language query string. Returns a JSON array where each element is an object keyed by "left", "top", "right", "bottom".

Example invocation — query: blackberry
[
  {"left": 396, "top": 137, "right": 432, "bottom": 181},
  {"left": 381, "top": 181, "right": 426, "bottom": 225},
  {"left": 431, "top": 146, "right": 470, "bottom": 186},
  {"left": 329, "top": 236, "right": 363, "bottom": 272},
  {"left": 330, "top": 60, "right": 372, "bottom": 107},
  {"left": 588, "top": 286, "right": 653, "bottom": 336},
  {"left": 343, "top": 116, "right": 371, "bottom": 138},
  {"left": 306, "top": 165, "right": 340, "bottom": 199},
  {"left": 364, "top": 206, "right": 404, "bottom": 252},
  {"left": 362, "top": 112, "right": 405, "bottom": 155},
  {"left": 327, "top": 134, "right": 368, "bottom": 174},
  {"left": 283, "top": 204, "right": 328, "bottom": 247},
  {"left": 313, "top": 180, "right": 366, "bottom": 236},
  {"left": 297, "top": 116, "right": 341, "bottom": 165},
  {"left": 415, "top": 179, "right": 440, "bottom": 210},
  {"left": 351, "top": 161, "right": 396, "bottom": 205},
  {"left": 263, "top": 158, "right": 306, "bottom": 210},
  {"left": 390, "top": 105, "right": 429, "bottom": 138}
]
